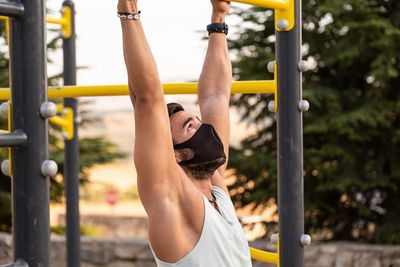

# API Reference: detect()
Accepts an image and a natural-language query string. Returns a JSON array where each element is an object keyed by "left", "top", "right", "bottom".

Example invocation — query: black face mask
[{"left": 173, "top": 123, "right": 226, "bottom": 165}]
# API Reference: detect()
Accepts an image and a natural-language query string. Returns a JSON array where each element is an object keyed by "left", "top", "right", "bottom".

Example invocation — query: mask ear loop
[{"left": 208, "top": 193, "right": 217, "bottom": 204}]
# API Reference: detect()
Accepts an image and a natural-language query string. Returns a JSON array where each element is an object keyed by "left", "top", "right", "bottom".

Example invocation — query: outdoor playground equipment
[{"left": 0, "top": 0, "right": 310, "bottom": 266}]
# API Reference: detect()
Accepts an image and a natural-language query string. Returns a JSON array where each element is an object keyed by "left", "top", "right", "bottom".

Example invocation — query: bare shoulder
[{"left": 143, "top": 169, "right": 205, "bottom": 263}]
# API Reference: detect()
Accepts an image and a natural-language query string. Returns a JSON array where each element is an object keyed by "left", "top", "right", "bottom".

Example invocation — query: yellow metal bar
[
  {"left": 60, "top": 6, "right": 71, "bottom": 39},
  {"left": 49, "top": 116, "right": 67, "bottom": 127},
  {"left": 0, "top": 16, "right": 10, "bottom": 44},
  {"left": 56, "top": 105, "right": 64, "bottom": 114},
  {"left": 8, "top": 101, "right": 11, "bottom": 177},
  {"left": 274, "top": 61, "right": 278, "bottom": 112},
  {"left": 46, "top": 17, "right": 64, "bottom": 25},
  {"left": 0, "top": 81, "right": 275, "bottom": 100},
  {"left": 250, "top": 247, "right": 279, "bottom": 263},
  {"left": 228, "top": 0, "right": 289, "bottom": 10}
]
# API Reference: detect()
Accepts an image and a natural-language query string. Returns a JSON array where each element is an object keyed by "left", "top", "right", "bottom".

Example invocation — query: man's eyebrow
[{"left": 183, "top": 117, "right": 194, "bottom": 128}]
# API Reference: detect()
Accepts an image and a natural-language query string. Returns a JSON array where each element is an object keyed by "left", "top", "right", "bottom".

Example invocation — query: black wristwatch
[{"left": 207, "top": 23, "right": 229, "bottom": 36}]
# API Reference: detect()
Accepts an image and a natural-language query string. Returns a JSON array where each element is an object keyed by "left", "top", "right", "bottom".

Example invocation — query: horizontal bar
[
  {"left": 49, "top": 116, "right": 67, "bottom": 127},
  {"left": 0, "top": 259, "right": 29, "bottom": 267},
  {"left": 0, "top": 81, "right": 275, "bottom": 99},
  {"left": 249, "top": 247, "right": 279, "bottom": 263},
  {"left": 0, "top": 130, "right": 27, "bottom": 147},
  {"left": 1, "top": 15, "right": 67, "bottom": 27},
  {"left": 0, "top": 2, "right": 24, "bottom": 17},
  {"left": 228, "top": 0, "right": 289, "bottom": 10},
  {"left": 46, "top": 16, "right": 65, "bottom": 25}
]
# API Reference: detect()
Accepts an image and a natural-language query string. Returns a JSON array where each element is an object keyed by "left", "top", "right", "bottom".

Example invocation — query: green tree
[
  {"left": 227, "top": 0, "right": 400, "bottom": 243},
  {"left": 0, "top": 17, "right": 125, "bottom": 231}
]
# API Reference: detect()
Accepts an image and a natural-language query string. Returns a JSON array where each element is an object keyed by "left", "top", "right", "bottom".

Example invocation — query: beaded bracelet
[
  {"left": 207, "top": 23, "right": 229, "bottom": 36},
  {"left": 117, "top": 11, "right": 141, "bottom": 20}
]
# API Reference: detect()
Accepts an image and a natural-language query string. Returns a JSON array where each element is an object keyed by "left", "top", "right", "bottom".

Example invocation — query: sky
[{"left": 46, "top": 0, "right": 249, "bottom": 113}]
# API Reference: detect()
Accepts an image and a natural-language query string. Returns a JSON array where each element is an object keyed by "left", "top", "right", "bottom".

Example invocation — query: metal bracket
[
  {"left": 226, "top": 0, "right": 294, "bottom": 31},
  {"left": 275, "top": 0, "right": 294, "bottom": 32},
  {"left": 273, "top": 61, "right": 278, "bottom": 112},
  {"left": 48, "top": 107, "right": 74, "bottom": 140},
  {"left": 7, "top": 101, "right": 11, "bottom": 177},
  {"left": 44, "top": 6, "right": 72, "bottom": 39}
]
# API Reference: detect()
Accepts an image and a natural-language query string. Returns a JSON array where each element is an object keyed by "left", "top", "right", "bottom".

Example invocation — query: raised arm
[
  {"left": 198, "top": 0, "right": 232, "bottom": 193},
  {"left": 118, "top": 0, "right": 180, "bottom": 206}
]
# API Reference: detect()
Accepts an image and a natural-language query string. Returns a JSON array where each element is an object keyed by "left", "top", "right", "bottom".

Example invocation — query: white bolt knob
[
  {"left": 74, "top": 116, "right": 82, "bottom": 124},
  {"left": 61, "top": 109, "right": 68, "bottom": 115},
  {"left": 1, "top": 160, "right": 10, "bottom": 176},
  {"left": 298, "top": 100, "right": 310, "bottom": 112},
  {"left": 40, "top": 102, "right": 57, "bottom": 118},
  {"left": 300, "top": 234, "right": 312, "bottom": 246},
  {"left": 62, "top": 132, "right": 69, "bottom": 139},
  {"left": 270, "top": 234, "right": 278, "bottom": 244},
  {"left": 268, "top": 101, "right": 275, "bottom": 112},
  {"left": 277, "top": 19, "right": 289, "bottom": 30},
  {"left": 0, "top": 102, "right": 8, "bottom": 118},
  {"left": 267, "top": 61, "right": 275, "bottom": 73},
  {"left": 41, "top": 160, "right": 58, "bottom": 177},
  {"left": 298, "top": 60, "right": 309, "bottom": 72}
]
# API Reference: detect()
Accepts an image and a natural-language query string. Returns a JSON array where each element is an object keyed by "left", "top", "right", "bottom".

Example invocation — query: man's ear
[{"left": 174, "top": 149, "right": 182, "bottom": 163}]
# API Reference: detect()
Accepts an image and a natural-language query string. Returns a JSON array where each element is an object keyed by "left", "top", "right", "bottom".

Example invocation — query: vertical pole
[
  {"left": 9, "top": 0, "right": 50, "bottom": 266},
  {"left": 276, "top": 0, "right": 303, "bottom": 266},
  {"left": 62, "top": 1, "right": 81, "bottom": 267}
]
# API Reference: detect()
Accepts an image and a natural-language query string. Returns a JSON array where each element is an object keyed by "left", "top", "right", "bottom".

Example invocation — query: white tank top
[{"left": 150, "top": 186, "right": 252, "bottom": 267}]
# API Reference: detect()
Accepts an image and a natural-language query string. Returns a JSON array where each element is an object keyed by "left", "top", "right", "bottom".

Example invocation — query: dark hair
[{"left": 167, "top": 103, "right": 184, "bottom": 117}]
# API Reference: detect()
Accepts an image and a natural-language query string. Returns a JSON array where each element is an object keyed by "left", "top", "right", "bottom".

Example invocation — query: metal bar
[
  {"left": 0, "top": 130, "right": 27, "bottom": 147},
  {"left": 48, "top": 116, "right": 67, "bottom": 127},
  {"left": 249, "top": 247, "right": 278, "bottom": 263},
  {"left": 0, "top": 80, "right": 275, "bottom": 99},
  {"left": 2, "top": 14, "right": 66, "bottom": 26},
  {"left": 9, "top": 0, "right": 50, "bottom": 266},
  {"left": 46, "top": 16, "right": 65, "bottom": 25},
  {"left": 0, "top": 2, "right": 24, "bottom": 17},
  {"left": 0, "top": 259, "right": 29, "bottom": 267},
  {"left": 227, "top": 0, "right": 288, "bottom": 10},
  {"left": 62, "top": 1, "right": 81, "bottom": 267},
  {"left": 276, "top": 0, "right": 303, "bottom": 266}
]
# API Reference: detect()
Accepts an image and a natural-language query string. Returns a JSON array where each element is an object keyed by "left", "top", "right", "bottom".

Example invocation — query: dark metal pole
[
  {"left": 9, "top": 0, "right": 50, "bottom": 266},
  {"left": 0, "top": 2, "right": 24, "bottom": 17},
  {"left": 62, "top": 1, "right": 81, "bottom": 267},
  {"left": 276, "top": 0, "right": 303, "bottom": 266}
]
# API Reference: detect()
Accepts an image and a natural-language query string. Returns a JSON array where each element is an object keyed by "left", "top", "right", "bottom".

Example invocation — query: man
[{"left": 118, "top": 0, "right": 252, "bottom": 266}]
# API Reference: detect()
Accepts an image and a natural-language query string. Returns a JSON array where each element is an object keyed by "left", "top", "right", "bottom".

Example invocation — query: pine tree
[{"left": 227, "top": 0, "right": 400, "bottom": 243}]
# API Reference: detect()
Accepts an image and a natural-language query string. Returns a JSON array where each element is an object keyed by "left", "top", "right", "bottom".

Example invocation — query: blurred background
[{"left": 0, "top": 0, "right": 399, "bottom": 259}]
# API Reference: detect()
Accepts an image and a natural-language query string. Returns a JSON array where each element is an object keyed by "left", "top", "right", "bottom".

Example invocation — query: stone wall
[
  {"left": 57, "top": 214, "right": 149, "bottom": 238},
  {"left": 1, "top": 232, "right": 400, "bottom": 267}
]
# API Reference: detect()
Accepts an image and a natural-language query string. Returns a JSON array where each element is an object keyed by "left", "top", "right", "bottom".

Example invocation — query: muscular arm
[
  {"left": 119, "top": 1, "right": 205, "bottom": 261},
  {"left": 118, "top": 0, "right": 180, "bottom": 207},
  {"left": 198, "top": 1, "right": 232, "bottom": 193}
]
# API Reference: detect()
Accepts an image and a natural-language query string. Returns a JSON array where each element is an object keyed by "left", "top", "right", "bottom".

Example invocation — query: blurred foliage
[
  {"left": 227, "top": 0, "right": 400, "bottom": 243},
  {"left": 0, "top": 13, "right": 125, "bottom": 232}
]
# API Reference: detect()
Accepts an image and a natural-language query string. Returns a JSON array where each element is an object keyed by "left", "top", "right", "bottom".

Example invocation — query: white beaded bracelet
[{"left": 117, "top": 11, "right": 141, "bottom": 20}]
